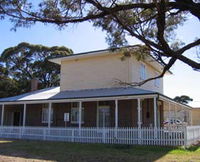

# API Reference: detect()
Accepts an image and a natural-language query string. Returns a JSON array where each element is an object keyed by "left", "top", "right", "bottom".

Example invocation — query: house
[{"left": 0, "top": 47, "right": 194, "bottom": 145}]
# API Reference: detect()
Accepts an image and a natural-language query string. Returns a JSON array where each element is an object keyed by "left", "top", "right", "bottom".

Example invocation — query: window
[
  {"left": 140, "top": 63, "right": 146, "bottom": 80},
  {"left": 42, "top": 107, "right": 53, "bottom": 123},
  {"left": 154, "top": 72, "right": 160, "bottom": 87},
  {"left": 71, "top": 104, "right": 84, "bottom": 124}
]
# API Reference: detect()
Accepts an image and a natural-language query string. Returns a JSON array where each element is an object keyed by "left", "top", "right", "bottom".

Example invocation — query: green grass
[{"left": 0, "top": 139, "right": 200, "bottom": 162}]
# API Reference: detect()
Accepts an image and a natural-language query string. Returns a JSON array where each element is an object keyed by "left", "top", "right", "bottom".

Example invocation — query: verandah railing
[{"left": 0, "top": 126, "right": 191, "bottom": 146}]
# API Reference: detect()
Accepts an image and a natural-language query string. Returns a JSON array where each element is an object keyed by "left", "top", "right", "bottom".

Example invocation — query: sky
[{"left": 0, "top": 16, "right": 199, "bottom": 107}]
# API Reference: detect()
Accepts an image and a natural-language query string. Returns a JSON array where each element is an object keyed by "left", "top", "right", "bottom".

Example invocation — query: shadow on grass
[{"left": 0, "top": 138, "right": 197, "bottom": 162}]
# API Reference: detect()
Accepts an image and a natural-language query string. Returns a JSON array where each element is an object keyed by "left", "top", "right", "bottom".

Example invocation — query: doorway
[{"left": 97, "top": 106, "right": 110, "bottom": 127}]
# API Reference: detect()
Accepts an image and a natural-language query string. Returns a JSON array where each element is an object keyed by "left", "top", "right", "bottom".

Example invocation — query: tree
[
  {"left": 0, "top": 0, "right": 199, "bottom": 86},
  {"left": 0, "top": 64, "right": 19, "bottom": 98},
  {"left": 174, "top": 95, "right": 193, "bottom": 104},
  {"left": 0, "top": 42, "right": 73, "bottom": 97}
]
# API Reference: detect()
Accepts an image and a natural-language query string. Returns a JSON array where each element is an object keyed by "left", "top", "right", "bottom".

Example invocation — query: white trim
[
  {"left": 0, "top": 94, "right": 157, "bottom": 105},
  {"left": 49, "top": 51, "right": 112, "bottom": 64}
]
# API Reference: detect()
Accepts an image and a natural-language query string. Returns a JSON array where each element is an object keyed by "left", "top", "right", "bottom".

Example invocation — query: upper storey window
[
  {"left": 154, "top": 72, "right": 160, "bottom": 87},
  {"left": 140, "top": 63, "right": 146, "bottom": 80}
]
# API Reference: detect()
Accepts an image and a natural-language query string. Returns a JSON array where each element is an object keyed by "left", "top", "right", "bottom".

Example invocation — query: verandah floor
[{"left": 0, "top": 139, "right": 200, "bottom": 162}]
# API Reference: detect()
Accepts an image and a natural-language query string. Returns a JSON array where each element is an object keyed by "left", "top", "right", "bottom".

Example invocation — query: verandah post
[
  {"left": 22, "top": 103, "right": 27, "bottom": 138},
  {"left": 115, "top": 99, "right": 118, "bottom": 138},
  {"left": 1, "top": 104, "right": 4, "bottom": 126},
  {"left": 154, "top": 97, "right": 158, "bottom": 139},
  {"left": 137, "top": 98, "right": 142, "bottom": 144},
  {"left": 23, "top": 103, "right": 26, "bottom": 127},
  {"left": 48, "top": 102, "right": 52, "bottom": 128},
  {"left": 78, "top": 101, "right": 82, "bottom": 135}
]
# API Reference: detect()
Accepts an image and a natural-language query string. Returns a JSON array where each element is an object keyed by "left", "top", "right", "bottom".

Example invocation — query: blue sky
[{"left": 0, "top": 17, "right": 199, "bottom": 107}]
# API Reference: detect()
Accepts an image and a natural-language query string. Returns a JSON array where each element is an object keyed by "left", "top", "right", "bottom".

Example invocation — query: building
[
  {"left": 191, "top": 108, "right": 200, "bottom": 125},
  {"left": 0, "top": 47, "right": 194, "bottom": 146}
]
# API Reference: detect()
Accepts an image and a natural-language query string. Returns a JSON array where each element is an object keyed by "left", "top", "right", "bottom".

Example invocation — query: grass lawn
[{"left": 0, "top": 139, "right": 200, "bottom": 162}]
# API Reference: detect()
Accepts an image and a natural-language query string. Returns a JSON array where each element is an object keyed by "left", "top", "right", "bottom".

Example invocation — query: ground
[{"left": 0, "top": 139, "right": 200, "bottom": 162}]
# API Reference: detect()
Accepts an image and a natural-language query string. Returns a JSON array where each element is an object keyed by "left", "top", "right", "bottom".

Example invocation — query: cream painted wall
[
  {"left": 129, "top": 57, "right": 163, "bottom": 93},
  {"left": 191, "top": 108, "right": 200, "bottom": 125},
  {"left": 60, "top": 54, "right": 130, "bottom": 91},
  {"left": 60, "top": 53, "right": 164, "bottom": 93}
]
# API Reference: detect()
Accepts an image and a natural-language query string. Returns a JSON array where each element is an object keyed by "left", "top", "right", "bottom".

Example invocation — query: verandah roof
[{"left": 0, "top": 86, "right": 156, "bottom": 103}]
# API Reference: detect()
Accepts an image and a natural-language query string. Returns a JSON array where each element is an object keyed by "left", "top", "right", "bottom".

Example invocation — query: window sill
[
  {"left": 42, "top": 121, "right": 53, "bottom": 124},
  {"left": 71, "top": 121, "right": 84, "bottom": 124}
]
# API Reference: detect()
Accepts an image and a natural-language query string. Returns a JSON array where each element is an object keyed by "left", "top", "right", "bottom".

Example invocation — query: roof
[
  {"left": 0, "top": 86, "right": 156, "bottom": 103},
  {"left": 49, "top": 46, "right": 172, "bottom": 75}
]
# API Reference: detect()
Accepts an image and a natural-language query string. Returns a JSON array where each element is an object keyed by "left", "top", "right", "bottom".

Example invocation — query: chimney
[{"left": 31, "top": 78, "right": 39, "bottom": 91}]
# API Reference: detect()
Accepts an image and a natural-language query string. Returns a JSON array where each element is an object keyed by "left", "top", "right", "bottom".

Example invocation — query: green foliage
[
  {"left": 0, "top": 42, "right": 73, "bottom": 98},
  {"left": 174, "top": 95, "right": 193, "bottom": 104},
  {"left": 119, "top": 45, "right": 150, "bottom": 61},
  {"left": 0, "top": 0, "right": 199, "bottom": 78}
]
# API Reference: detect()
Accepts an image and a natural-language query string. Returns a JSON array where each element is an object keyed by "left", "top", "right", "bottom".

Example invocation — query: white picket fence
[
  {"left": 185, "top": 126, "right": 200, "bottom": 146},
  {"left": 0, "top": 126, "right": 191, "bottom": 146}
]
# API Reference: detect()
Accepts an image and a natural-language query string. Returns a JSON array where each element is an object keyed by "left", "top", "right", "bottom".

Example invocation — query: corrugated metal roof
[{"left": 0, "top": 86, "right": 156, "bottom": 102}]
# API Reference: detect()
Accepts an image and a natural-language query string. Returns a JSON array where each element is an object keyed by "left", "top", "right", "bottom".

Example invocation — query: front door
[
  {"left": 13, "top": 112, "right": 21, "bottom": 126},
  {"left": 98, "top": 106, "right": 110, "bottom": 127}
]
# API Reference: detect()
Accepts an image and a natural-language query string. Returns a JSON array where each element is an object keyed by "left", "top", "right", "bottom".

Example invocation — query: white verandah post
[
  {"left": 153, "top": 97, "right": 158, "bottom": 138},
  {"left": 1, "top": 104, "right": 4, "bottom": 126},
  {"left": 48, "top": 102, "right": 52, "bottom": 128},
  {"left": 137, "top": 98, "right": 142, "bottom": 144},
  {"left": 23, "top": 104, "right": 26, "bottom": 127},
  {"left": 115, "top": 99, "right": 118, "bottom": 138},
  {"left": 115, "top": 99, "right": 118, "bottom": 128},
  {"left": 78, "top": 101, "right": 82, "bottom": 132},
  {"left": 137, "top": 98, "right": 142, "bottom": 128}
]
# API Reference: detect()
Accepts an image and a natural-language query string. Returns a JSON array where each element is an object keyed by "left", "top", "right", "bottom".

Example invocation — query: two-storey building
[{"left": 0, "top": 48, "right": 192, "bottom": 130}]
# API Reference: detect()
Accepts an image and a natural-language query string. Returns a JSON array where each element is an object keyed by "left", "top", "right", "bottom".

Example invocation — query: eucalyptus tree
[
  {"left": 0, "top": 42, "right": 72, "bottom": 96},
  {"left": 174, "top": 95, "right": 193, "bottom": 104},
  {"left": 0, "top": 0, "right": 199, "bottom": 85}
]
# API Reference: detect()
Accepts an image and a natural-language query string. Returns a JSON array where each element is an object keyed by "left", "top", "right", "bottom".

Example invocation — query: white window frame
[
  {"left": 71, "top": 107, "right": 84, "bottom": 124},
  {"left": 154, "top": 72, "right": 160, "bottom": 87},
  {"left": 140, "top": 63, "right": 146, "bottom": 80},
  {"left": 41, "top": 107, "right": 53, "bottom": 123}
]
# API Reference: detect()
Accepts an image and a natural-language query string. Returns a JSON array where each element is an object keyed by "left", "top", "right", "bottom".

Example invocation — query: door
[
  {"left": 13, "top": 112, "right": 21, "bottom": 126},
  {"left": 98, "top": 106, "right": 110, "bottom": 127}
]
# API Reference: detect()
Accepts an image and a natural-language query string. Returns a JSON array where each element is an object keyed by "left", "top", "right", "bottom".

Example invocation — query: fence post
[
  {"left": 72, "top": 129, "right": 74, "bottom": 142},
  {"left": 138, "top": 127, "right": 141, "bottom": 145},
  {"left": 43, "top": 128, "right": 46, "bottom": 141},
  {"left": 102, "top": 128, "right": 106, "bottom": 143},
  {"left": 19, "top": 127, "right": 22, "bottom": 139}
]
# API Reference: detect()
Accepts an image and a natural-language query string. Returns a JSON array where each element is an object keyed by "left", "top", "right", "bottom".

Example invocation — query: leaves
[
  {"left": 0, "top": 0, "right": 200, "bottom": 85},
  {"left": 0, "top": 42, "right": 73, "bottom": 97},
  {"left": 174, "top": 95, "right": 193, "bottom": 104}
]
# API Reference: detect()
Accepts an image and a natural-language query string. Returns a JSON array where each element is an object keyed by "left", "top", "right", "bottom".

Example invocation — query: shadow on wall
[{"left": 0, "top": 139, "right": 199, "bottom": 162}]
